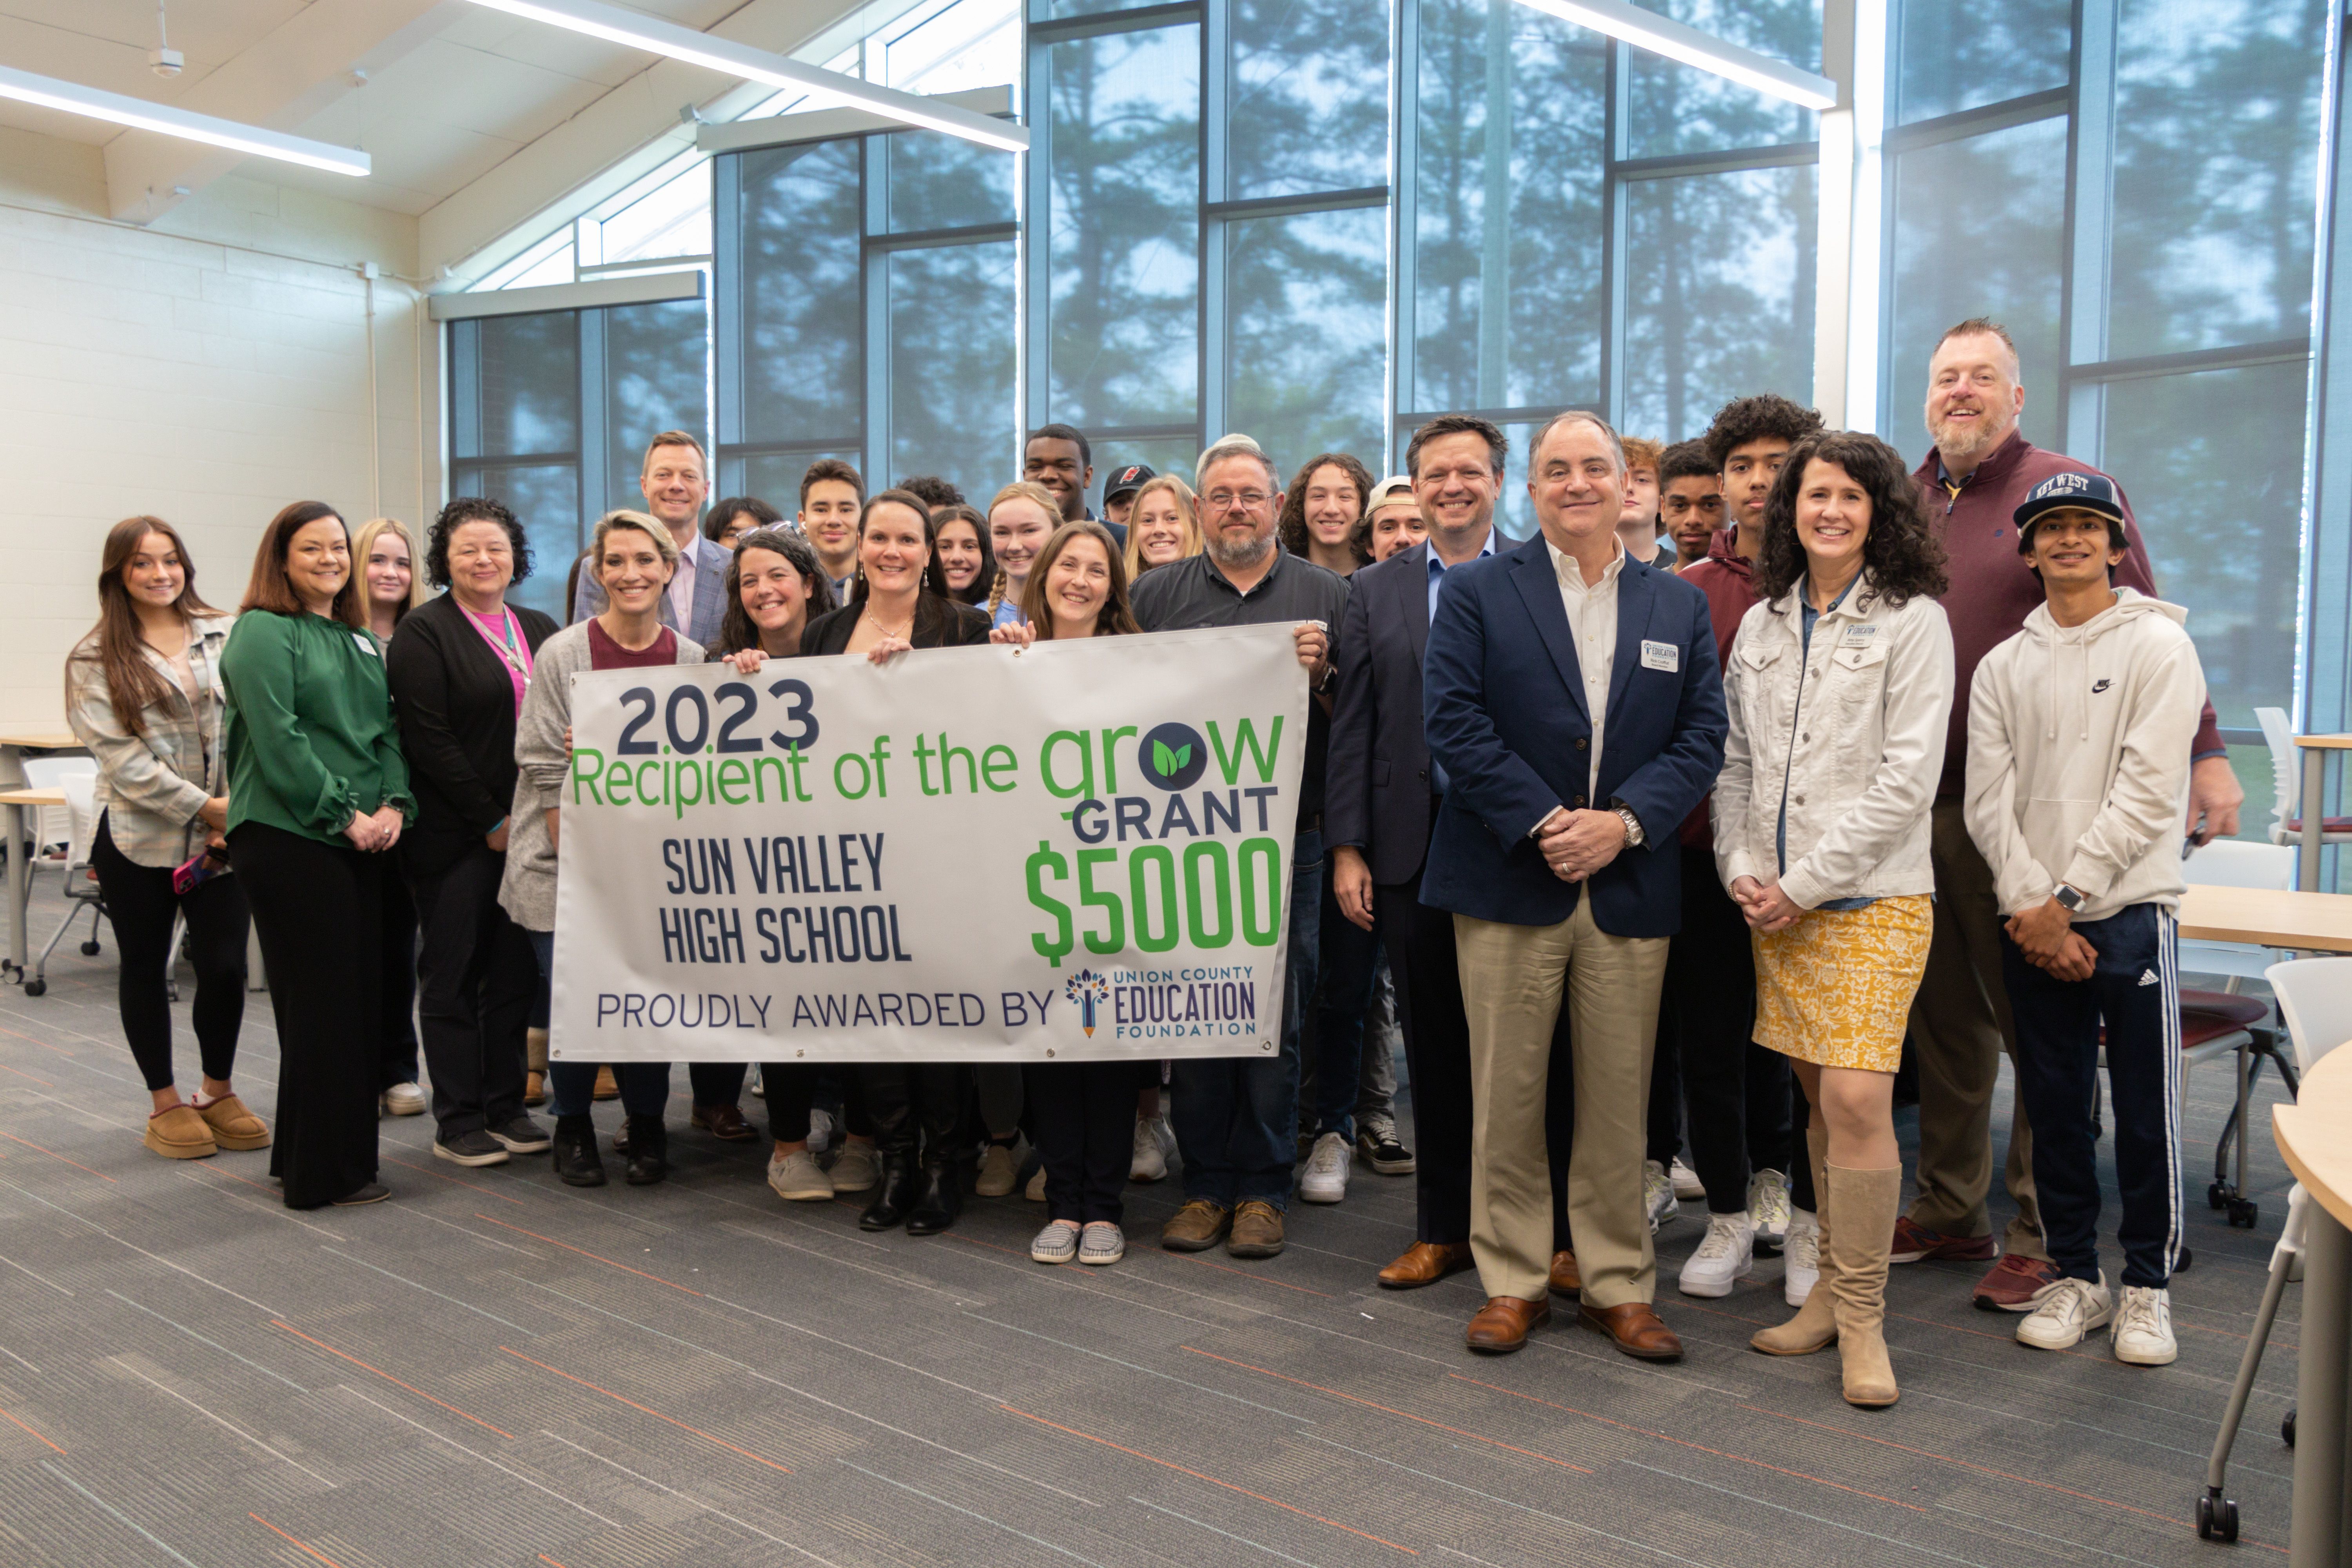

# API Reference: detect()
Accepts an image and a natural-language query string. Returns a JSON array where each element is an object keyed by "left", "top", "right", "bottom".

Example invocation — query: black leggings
[
  {"left": 90, "top": 814, "right": 249, "bottom": 1093},
  {"left": 759, "top": 1064, "right": 873, "bottom": 1145}
]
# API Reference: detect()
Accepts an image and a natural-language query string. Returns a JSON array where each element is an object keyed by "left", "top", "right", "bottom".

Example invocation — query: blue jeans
[
  {"left": 1310, "top": 869, "right": 1378, "bottom": 1140},
  {"left": 1172, "top": 828, "right": 1321, "bottom": 1210},
  {"left": 527, "top": 930, "right": 669, "bottom": 1120}
]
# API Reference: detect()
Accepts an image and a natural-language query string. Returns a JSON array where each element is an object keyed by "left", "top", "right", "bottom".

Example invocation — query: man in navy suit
[
  {"left": 571, "top": 431, "right": 731, "bottom": 648},
  {"left": 1423, "top": 410, "right": 1727, "bottom": 1357}
]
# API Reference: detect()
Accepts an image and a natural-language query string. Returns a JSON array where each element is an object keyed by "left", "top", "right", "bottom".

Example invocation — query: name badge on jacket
[{"left": 1640, "top": 639, "right": 1679, "bottom": 673}]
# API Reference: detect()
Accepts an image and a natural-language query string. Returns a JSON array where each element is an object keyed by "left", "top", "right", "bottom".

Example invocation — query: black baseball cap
[
  {"left": 2013, "top": 470, "right": 2127, "bottom": 554},
  {"left": 1104, "top": 463, "right": 1156, "bottom": 502}
]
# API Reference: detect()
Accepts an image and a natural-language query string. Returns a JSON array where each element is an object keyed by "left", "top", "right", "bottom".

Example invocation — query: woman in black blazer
[
  {"left": 384, "top": 498, "right": 558, "bottom": 1169},
  {"left": 799, "top": 491, "right": 988, "bottom": 1236}
]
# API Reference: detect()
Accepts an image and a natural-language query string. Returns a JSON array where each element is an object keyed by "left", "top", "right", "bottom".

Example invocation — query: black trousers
[
  {"left": 407, "top": 842, "right": 534, "bottom": 1138},
  {"left": 1666, "top": 848, "right": 1788, "bottom": 1213},
  {"left": 759, "top": 1065, "right": 873, "bottom": 1144},
  {"left": 231, "top": 823, "right": 381, "bottom": 1208},
  {"left": 690, "top": 1062, "right": 747, "bottom": 1108},
  {"left": 864, "top": 1063, "right": 971, "bottom": 1163},
  {"left": 377, "top": 865, "right": 420, "bottom": 1091},
  {"left": 91, "top": 814, "right": 248, "bottom": 1093},
  {"left": 1026, "top": 1060, "right": 1132, "bottom": 1223}
]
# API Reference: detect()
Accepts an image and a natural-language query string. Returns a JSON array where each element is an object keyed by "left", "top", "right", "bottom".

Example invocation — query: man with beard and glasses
[{"left": 1893, "top": 317, "right": 2242, "bottom": 1313}]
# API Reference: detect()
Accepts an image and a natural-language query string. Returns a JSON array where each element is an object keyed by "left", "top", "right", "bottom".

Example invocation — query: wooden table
[
  {"left": 2178, "top": 883, "right": 2352, "bottom": 954},
  {"left": 0, "top": 731, "right": 82, "bottom": 792},
  {"left": 0, "top": 787, "right": 67, "bottom": 984},
  {"left": 2294, "top": 734, "right": 2352, "bottom": 893},
  {"left": 2275, "top": 1043, "right": 2352, "bottom": 1564}
]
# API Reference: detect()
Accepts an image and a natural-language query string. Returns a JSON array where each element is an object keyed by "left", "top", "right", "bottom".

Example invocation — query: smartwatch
[{"left": 2053, "top": 884, "right": 2085, "bottom": 913}]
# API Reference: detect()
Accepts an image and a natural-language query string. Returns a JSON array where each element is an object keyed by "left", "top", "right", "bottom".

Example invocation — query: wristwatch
[
  {"left": 1613, "top": 805, "right": 1645, "bottom": 848},
  {"left": 2053, "top": 883, "right": 2085, "bottom": 912}
]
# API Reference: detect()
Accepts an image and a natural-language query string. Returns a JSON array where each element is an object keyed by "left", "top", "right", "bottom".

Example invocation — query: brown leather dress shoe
[
  {"left": 692, "top": 1103, "right": 757, "bottom": 1141},
  {"left": 1579, "top": 1301, "right": 1684, "bottom": 1361},
  {"left": 1466, "top": 1295, "right": 1550, "bottom": 1354},
  {"left": 1379, "top": 1241, "right": 1474, "bottom": 1289},
  {"left": 1548, "top": 1249, "right": 1581, "bottom": 1296}
]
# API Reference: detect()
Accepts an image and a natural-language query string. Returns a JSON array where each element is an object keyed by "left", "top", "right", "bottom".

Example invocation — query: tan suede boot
[
  {"left": 1826, "top": 1163, "right": 1902, "bottom": 1407},
  {"left": 525, "top": 1027, "right": 549, "bottom": 1106},
  {"left": 1751, "top": 1126, "right": 1836, "bottom": 1356}
]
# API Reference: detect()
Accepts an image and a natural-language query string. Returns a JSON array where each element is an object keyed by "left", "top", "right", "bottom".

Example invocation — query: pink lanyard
[{"left": 463, "top": 606, "right": 533, "bottom": 689}]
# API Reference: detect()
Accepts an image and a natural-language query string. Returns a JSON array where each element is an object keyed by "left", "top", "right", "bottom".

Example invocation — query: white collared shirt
[{"left": 1545, "top": 534, "right": 1625, "bottom": 790}]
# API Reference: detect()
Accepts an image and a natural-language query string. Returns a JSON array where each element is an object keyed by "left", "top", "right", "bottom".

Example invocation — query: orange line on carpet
[
  {"left": 0, "top": 1404, "right": 64, "bottom": 1453},
  {"left": 270, "top": 1321, "right": 514, "bottom": 1439},
  {"left": 539, "top": 1556, "right": 570, "bottom": 1567},
  {"left": 249, "top": 1513, "right": 347, "bottom": 1568},
  {"left": 0, "top": 1131, "right": 113, "bottom": 1181},
  {"left": 1001, "top": 1403, "right": 1417, "bottom": 1552},
  {"left": 0, "top": 1023, "right": 73, "bottom": 1056},
  {"left": 182, "top": 1161, "right": 281, "bottom": 1196},
  {"left": 381, "top": 1155, "right": 528, "bottom": 1205},
  {"left": 1450, "top": 1374, "right": 1925, "bottom": 1513},
  {"left": 1159, "top": 1253, "right": 1332, "bottom": 1296},
  {"left": 1183, "top": 1347, "right": 1592, "bottom": 1473},
  {"left": 471, "top": 1214, "right": 703, "bottom": 1294},
  {"left": 0, "top": 1060, "right": 54, "bottom": 1084},
  {"left": 501, "top": 1347, "right": 792, "bottom": 1475}
]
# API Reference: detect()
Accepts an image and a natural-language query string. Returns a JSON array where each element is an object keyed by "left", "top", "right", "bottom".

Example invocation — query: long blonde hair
[
  {"left": 350, "top": 517, "right": 430, "bottom": 626},
  {"left": 1121, "top": 474, "right": 1202, "bottom": 580},
  {"left": 984, "top": 480, "right": 1063, "bottom": 622}
]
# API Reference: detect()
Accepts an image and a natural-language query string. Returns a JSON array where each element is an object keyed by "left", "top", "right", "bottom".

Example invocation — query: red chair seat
[
  {"left": 2284, "top": 816, "right": 2352, "bottom": 833},
  {"left": 2179, "top": 989, "right": 2267, "bottom": 1051}
]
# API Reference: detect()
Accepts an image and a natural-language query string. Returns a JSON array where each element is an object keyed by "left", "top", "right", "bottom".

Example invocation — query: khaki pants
[
  {"left": 1904, "top": 800, "right": 2046, "bottom": 1258},
  {"left": 1456, "top": 900, "right": 1668, "bottom": 1306}
]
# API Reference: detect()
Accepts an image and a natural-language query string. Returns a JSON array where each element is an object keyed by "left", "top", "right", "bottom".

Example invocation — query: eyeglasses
[{"left": 1205, "top": 490, "right": 1271, "bottom": 512}]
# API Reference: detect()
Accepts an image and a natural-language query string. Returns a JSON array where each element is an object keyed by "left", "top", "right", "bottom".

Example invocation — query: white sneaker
[
  {"left": 381, "top": 1082, "right": 428, "bottom": 1117},
  {"left": 1025, "top": 1164, "right": 1047, "bottom": 1201},
  {"left": 1078, "top": 1221, "right": 1126, "bottom": 1266},
  {"left": 806, "top": 1106, "right": 835, "bottom": 1156},
  {"left": 1747, "top": 1167, "right": 1791, "bottom": 1253},
  {"left": 2016, "top": 1273, "right": 2115, "bottom": 1350},
  {"left": 1678, "top": 1211, "right": 1755, "bottom": 1298},
  {"left": 767, "top": 1148, "right": 833, "bottom": 1202},
  {"left": 1031, "top": 1219, "right": 1080, "bottom": 1265},
  {"left": 975, "top": 1142, "right": 1020, "bottom": 1198},
  {"left": 2111, "top": 1285, "right": 2178, "bottom": 1366},
  {"left": 829, "top": 1140, "right": 879, "bottom": 1193},
  {"left": 1131, "top": 1114, "right": 1173, "bottom": 1182},
  {"left": 1670, "top": 1156, "right": 1705, "bottom": 1202},
  {"left": 1782, "top": 1210, "right": 1820, "bottom": 1306},
  {"left": 1299, "top": 1132, "right": 1352, "bottom": 1203},
  {"left": 1643, "top": 1159, "right": 1679, "bottom": 1232}
]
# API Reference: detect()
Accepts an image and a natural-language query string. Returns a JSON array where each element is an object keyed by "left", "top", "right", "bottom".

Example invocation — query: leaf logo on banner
[
  {"left": 1138, "top": 722, "right": 1209, "bottom": 790},
  {"left": 1065, "top": 969, "right": 1111, "bottom": 1035},
  {"left": 1152, "top": 738, "right": 1190, "bottom": 779}
]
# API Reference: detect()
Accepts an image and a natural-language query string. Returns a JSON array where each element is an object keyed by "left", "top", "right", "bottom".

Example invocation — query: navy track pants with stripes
[{"left": 2000, "top": 901, "right": 2183, "bottom": 1290}]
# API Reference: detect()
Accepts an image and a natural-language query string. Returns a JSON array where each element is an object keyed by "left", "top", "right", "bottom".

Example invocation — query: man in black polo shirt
[{"left": 1132, "top": 434, "right": 1349, "bottom": 1261}]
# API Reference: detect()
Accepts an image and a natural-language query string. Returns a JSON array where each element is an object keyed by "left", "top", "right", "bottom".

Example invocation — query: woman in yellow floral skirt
[{"left": 1713, "top": 431, "right": 1953, "bottom": 1408}]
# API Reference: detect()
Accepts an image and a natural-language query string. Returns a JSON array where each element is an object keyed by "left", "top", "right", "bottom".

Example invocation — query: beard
[
  {"left": 1206, "top": 525, "right": 1276, "bottom": 570},
  {"left": 1928, "top": 406, "right": 2009, "bottom": 465}
]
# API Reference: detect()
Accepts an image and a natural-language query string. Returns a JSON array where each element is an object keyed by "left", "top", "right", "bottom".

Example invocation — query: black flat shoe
[
  {"left": 623, "top": 1115, "right": 668, "bottom": 1186},
  {"left": 330, "top": 1181, "right": 390, "bottom": 1207},
  {"left": 860, "top": 1152, "right": 916, "bottom": 1230},
  {"left": 904, "top": 1158, "right": 964, "bottom": 1236},
  {"left": 553, "top": 1114, "right": 606, "bottom": 1188}
]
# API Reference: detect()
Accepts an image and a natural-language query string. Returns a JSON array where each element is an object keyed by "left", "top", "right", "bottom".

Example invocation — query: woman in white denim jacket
[
  {"left": 1711, "top": 432, "right": 1952, "bottom": 1410},
  {"left": 64, "top": 516, "right": 268, "bottom": 1161}
]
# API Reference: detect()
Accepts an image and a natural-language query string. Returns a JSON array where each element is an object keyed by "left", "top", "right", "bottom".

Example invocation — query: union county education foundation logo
[{"left": 1064, "top": 968, "right": 1111, "bottom": 1034}]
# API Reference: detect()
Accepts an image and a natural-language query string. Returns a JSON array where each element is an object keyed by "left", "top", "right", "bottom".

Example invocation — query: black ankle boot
[
  {"left": 623, "top": 1115, "right": 668, "bottom": 1186},
  {"left": 904, "top": 1156, "right": 963, "bottom": 1236},
  {"left": 553, "top": 1114, "right": 606, "bottom": 1187},
  {"left": 860, "top": 1151, "right": 917, "bottom": 1230}
]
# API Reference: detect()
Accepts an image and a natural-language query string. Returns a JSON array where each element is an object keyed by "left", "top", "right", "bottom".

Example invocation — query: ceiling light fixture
[
  {"left": 1511, "top": 0, "right": 1838, "bottom": 111},
  {"left": 0, "top": 63, "right": 369, "bottom": 175},
  {"left": 461, "top": 0, "right": 1029, "bottom": 153}
]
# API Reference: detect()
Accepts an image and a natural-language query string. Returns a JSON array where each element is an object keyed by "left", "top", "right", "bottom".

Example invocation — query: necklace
[{"left": 866, "top": 608, "right": 915, "bottom": 641}]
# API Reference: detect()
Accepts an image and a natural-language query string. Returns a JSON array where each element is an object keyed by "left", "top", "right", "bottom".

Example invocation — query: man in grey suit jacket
[{"left": 571, "top": 430, "right": 730, "bottom": 648}]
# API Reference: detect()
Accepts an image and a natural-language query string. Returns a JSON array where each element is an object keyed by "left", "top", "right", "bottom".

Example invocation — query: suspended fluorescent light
[
  {"left": 1512, "top": 0, "right": 1838, "bottom": 111},
  {"left": 461, "top": 0, "right": 1030, "bottom": 154},
  {"left": 0, "top": 63, "right": 370, "bottom": 176}
]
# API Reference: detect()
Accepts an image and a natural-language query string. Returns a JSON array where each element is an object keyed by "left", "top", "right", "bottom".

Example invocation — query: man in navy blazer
[
  {"left": 570, "top": 430, "right": 731, "bottom": 649},
  {"left": 1423, "top": 410, "right": 1727, "bottom": 1358}
]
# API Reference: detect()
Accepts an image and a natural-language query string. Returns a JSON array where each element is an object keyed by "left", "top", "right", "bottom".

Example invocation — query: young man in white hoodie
[{"left": 1963, "top": 471, "right": 2205, "bottom": 1367}]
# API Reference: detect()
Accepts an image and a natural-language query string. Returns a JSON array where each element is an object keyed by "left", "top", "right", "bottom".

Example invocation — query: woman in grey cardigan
[{"left": 501, "top": 511, "right": 701, "bottom": 1188}]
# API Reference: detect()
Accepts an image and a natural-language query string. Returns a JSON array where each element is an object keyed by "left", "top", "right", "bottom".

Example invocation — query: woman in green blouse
[{"left": 221, "top": 501, "right": 413, "bottom": 1209}]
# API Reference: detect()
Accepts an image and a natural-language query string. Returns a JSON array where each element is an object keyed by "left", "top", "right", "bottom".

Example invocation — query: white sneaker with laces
[
  {"left": 1643, "top": 1159, "right": 1679, "bottom": 1232},
  {"left": 1678, "top": 1211, "right": 1755, "bottom": 1298},
  {"left": 2016, "top": 1273, "right": 2115, "bottom": 1350},
  {"left": 1299, "top": 1131, "right": 1352, "bottom": 1203},
  {"left": 1747, "top": 1167, "right": 1791, "bottom": 1253},
  {"left": 1131, "top": 1114, "right": 1171, "bottom": 1181},
  {"left": 2110, "top": 1285, "right": 2178, "bottom": 1366},
  {"left": 768, "top": 1148, "right": 833, "bottom": 1201},
  {"left": 1031, "top": 1219, "right": 1081, "bottom": 1265},
  {"left": 1670, "top": 1156, "right": 1705, "bottom": 1202},
  {"left": 1782, "top": 1210, "right": 1820, "bottom": 1306}
]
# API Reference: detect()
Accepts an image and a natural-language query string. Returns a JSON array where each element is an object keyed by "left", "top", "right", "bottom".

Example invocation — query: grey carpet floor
[{"left": 0, "top": 874, "right": 2305, "bottom": 1566}]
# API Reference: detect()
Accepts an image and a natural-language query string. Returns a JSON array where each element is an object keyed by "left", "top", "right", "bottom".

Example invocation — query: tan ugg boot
[
  {"left": 1751, "top": 1125, "right": 1835, "bottom": 1356},
  {"left": 525, "top": 1027, "right": 549, "bottom": 1106},
  {"left": 1827, "top": 1163, "right": 1902, "bottom": 1407}
]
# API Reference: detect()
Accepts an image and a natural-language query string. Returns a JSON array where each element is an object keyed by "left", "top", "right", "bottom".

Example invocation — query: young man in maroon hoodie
[{"left": 1892, "top": 318, "right": 2242, "bottom": 1310}]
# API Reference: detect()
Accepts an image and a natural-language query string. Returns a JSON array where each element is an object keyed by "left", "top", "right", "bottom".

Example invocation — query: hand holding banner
[{"left": 550, "top": 623, "right": 1310, "bottom": 1063}]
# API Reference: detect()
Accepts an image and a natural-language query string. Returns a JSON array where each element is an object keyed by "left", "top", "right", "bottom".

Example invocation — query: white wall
[{"left": 0, "top": 125, "right": 436, "bottom": 730}]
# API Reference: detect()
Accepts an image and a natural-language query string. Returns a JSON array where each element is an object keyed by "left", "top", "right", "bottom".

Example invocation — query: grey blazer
[{"left": 571, "top": 530, "right": 730, "bottom": 649}]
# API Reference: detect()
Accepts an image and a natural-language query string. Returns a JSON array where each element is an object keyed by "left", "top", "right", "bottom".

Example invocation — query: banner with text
[{"left": 549, "top": 624, "right": 1310, "bottom": 1063}]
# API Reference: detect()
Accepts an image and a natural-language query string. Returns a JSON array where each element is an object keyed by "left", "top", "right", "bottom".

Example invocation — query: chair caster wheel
[
  {"left": 2207, "top": 1180, "right": 2229, "bottom": 1210},
  {"left": 23, "top": 979, "right": 45, "bottom": 997},
  {"left": 2175, "top": 1247, "right": 2192, "bottom": 1271},
  {"left": 2227, "top": 1198, "right": 2259, "bottom": 1229},
  {"left": 2196, "top": 1492, "right": 2239, "bottom": 1543},
  {"left": 2284, "top": 1408, "right": 2296, "bottom": 1447},
  {"left": 78, "top": 940, "right": 99, "bottom": 956}
]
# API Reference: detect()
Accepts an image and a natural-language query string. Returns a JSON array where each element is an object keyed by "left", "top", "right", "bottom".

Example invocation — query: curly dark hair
[
  {"left": 425, "top": 496, "right": 532, "bottom": 591},
  {"left": 1753, "top": 432, "right": 1949, "bottom": 607},
  {"left": 711, "top": 527, "right": 840, "bottom": 658},
  {"left": 1276, "top": 452, "right": 1374, "bottom": 563},
  {"left": 896, "top": 474, "right": 964, "bottom": 511},
  {"left": 1700, "top": 394, "right": 1824, "bottom": 472},
  {"left": 703, "top": 494, "right": 782, "bottom": 544}
]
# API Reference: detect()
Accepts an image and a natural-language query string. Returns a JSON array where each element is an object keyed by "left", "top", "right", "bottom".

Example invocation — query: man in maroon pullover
[{"left": 1894, "top": 318, "right": 2242, "bottom": 1310}]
